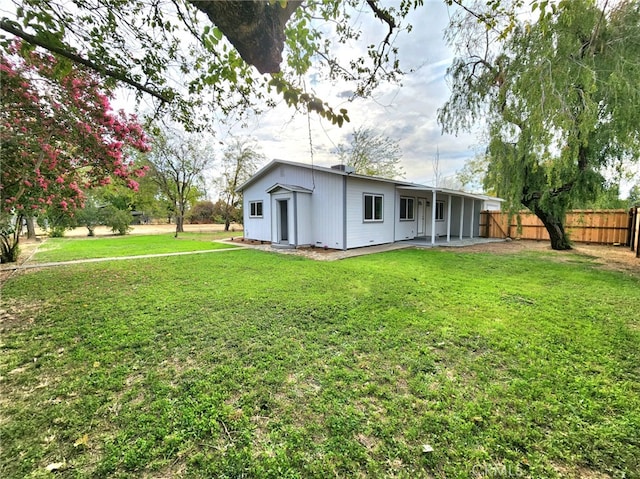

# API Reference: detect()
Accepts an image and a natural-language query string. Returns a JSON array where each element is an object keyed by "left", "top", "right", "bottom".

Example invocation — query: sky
[{"left": 212, "top": 1, "right": 481, "bottom": 189}]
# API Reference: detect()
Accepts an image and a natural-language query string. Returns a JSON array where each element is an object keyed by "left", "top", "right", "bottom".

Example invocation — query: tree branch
[
  {"left": 365, "top": 0, "right": 397, "bottom": 29},
  {"left": 0, "top": 19, "right": 173, "bottom": 103}
]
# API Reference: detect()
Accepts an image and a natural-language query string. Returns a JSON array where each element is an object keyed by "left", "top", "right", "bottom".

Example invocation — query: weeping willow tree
[{"left": 440, "top": 0, "right": 640, "bottom": 250}]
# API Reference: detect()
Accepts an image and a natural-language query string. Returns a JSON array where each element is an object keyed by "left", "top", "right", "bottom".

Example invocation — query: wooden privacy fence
[{"left": 480, "top": 209, "right": 638, "bottom": 250}]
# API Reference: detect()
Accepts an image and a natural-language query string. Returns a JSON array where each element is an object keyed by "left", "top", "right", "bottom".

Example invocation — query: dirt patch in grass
[
  {"left": 454, "top": 239, "right": 639, "bottom": 276},
  {"left": 229, "top": 237, "right": 339, "bottom": 254},
  {"left": 229, "top": 237, "right": 271, "bottom": 246},
  {"left": 0, "top": 297, "right": 47, "bottom": 332},
  {"left": 552, "top": 463, "right": 613, "bottom": 479}
]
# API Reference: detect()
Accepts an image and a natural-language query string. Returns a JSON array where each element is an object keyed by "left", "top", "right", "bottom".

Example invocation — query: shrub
[
  {"left": 188, "top": 201, "right": 215, "bottom": 224},
  {"left": 101, "top": 206, "right": 132, "bottom": 235}
]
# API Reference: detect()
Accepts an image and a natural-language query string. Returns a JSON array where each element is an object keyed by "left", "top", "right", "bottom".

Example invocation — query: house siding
[
  {"left": 395, "top": 190, "right": 418, "bottom": 241},
  {"left": 308, "top": 170, "right": 344, "bottom": 249},
  {"left": 296, "top": 192, "right": 313, "bottom": 246},
  {"left": 449, "top": 196, "right": 462, "bottom": 237},
  {"left": 433, "top": 194, "right": 449, "bottom": 237},
  {"left": 345, "top": 178, "right": 396, "bottom": 248},
  {"left": 243, "top": 174, "right": 272, "bottom": 242}
]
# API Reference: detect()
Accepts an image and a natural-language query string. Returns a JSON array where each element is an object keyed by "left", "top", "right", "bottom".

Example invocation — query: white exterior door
[
  {"left": 417, "top": 199, "right": 430, "bottom": 236},
  {"left": 277, "top": 199, "right": 289, "bottom": 244}
]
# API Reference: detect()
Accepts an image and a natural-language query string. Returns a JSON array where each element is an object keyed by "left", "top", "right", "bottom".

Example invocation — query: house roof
[
  {"left": 398, "top": 185, "right": 500, "bottom": 201},
  {"left": 236, "top": 159, "right": 501, "bottom": 202},
  {"left": 266, "top": 183, "right": 314, "bottom": 194},
  {"left": 236, "top": 159, "right": 417, "bottom": 192}
]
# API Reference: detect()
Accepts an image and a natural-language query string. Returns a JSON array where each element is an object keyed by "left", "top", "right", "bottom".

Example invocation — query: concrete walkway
[{"left": 0, "top": 242, "right": 253, "bottom": 272}]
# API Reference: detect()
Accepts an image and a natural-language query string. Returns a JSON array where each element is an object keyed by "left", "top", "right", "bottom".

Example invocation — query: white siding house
[{"left": 236, "top": 160, "right": 502, "bottom": 250}]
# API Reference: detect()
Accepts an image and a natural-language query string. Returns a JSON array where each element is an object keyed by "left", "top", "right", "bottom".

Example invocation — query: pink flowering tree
[{"left": 0, "top": 42, "right": 150, "bottom": 262}]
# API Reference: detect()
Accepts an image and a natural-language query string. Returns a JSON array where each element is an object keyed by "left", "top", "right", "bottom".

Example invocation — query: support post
[
  {"left": 431, "top": 189, "right": 437, "bottom": 245},
  {"left": 470, "top": 199, "right": 475, "bottom": 239},
  {"left": 459, "top": 198, "right": 465, "bottom": 240},
  {"left": 446, "top": 194, "right": 452, "bottom": 243}
]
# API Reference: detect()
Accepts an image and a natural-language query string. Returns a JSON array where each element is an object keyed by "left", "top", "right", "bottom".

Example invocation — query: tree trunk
[
  {"left": 1, "top": 216, "right": 23, "bottom": 263},
  {"left": 25, "top": 215, "right": 37, "bottom": 240},
  {"left": 223, "top": 202, "right": 231, "bottom": 231},
  {"left": 1, "top": 235, "right": 20, "bottom": 263},
  {"left": 530, "top": 205, "right": 572, "bottom": 250},
  {"left": 175, "top": 215, "right": 184, "bottom": 237}
]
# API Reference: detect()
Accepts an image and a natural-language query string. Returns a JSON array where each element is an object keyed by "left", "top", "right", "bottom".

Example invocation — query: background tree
[
  {"left": 216, "top": 138, "right": 263, "bottom": 231},
  {"left": 456, "top": 155, "right": 492, "bottom": 194},
  {"left": 211, "top": 199, "right": 241, "bottom": 226},
  {"left": 187, "top": 200, "right": 215, "bottom": 224},
  {"left": 335, "top": 126, "right": 403, "bottom": 179},
  {"left": 628, "top": 185, "right": 640, "bottom": 208},
  {"left": 36, "top": 205, "right": 78, "bottom": 238},
  {"left": 439, "top": 0, "right": 640, "bottom": 250},
  {"left": 75, "top": 197, "right": 103, "bottom": 237},
  {"left": 0, "top": 42, "right": 149, "bottom": 262},
  {"left": 147, "top": 128, "right": 212, "bottom": 236},
  {"left": 100, "top": 205, "right": 134, "bottom": 235}
]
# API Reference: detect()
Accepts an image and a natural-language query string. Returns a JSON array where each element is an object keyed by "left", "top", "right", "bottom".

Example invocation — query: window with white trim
[
  {"left": 399, "top": 197, "right": 415, "bottom": 220},
  {"left": 249, "top": 200, "right": 263, "bottom": 218},
  {"left": 435, "top": 200, "right": 445, "bottom": 221},
  {"left": 364, "top": 194, "right": 383, "bottom": 222}
]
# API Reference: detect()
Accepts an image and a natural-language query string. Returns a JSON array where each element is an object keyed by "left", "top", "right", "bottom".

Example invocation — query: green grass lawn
[
  {"left": 1, "top": 247, "right": 638, "bottom": 478},
  {"left": 31, "top": 232, "right": 238, "bottom": 262}
]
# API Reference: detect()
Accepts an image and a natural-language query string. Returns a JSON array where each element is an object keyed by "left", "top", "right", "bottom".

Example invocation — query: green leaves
[{"left": 268, "top": 75, "right": 350, "bottom": 127}]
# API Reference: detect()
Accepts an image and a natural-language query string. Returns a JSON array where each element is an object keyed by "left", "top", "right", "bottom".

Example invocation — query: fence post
[
  {"left": 627, "top": 206, "right": 638, "bottom": 255},
  {"left": 634, "top": 207, "right": 640, "bottom": 258},
  {"left": 624, "top": 208, "right": 635, "bottom": 251}
]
